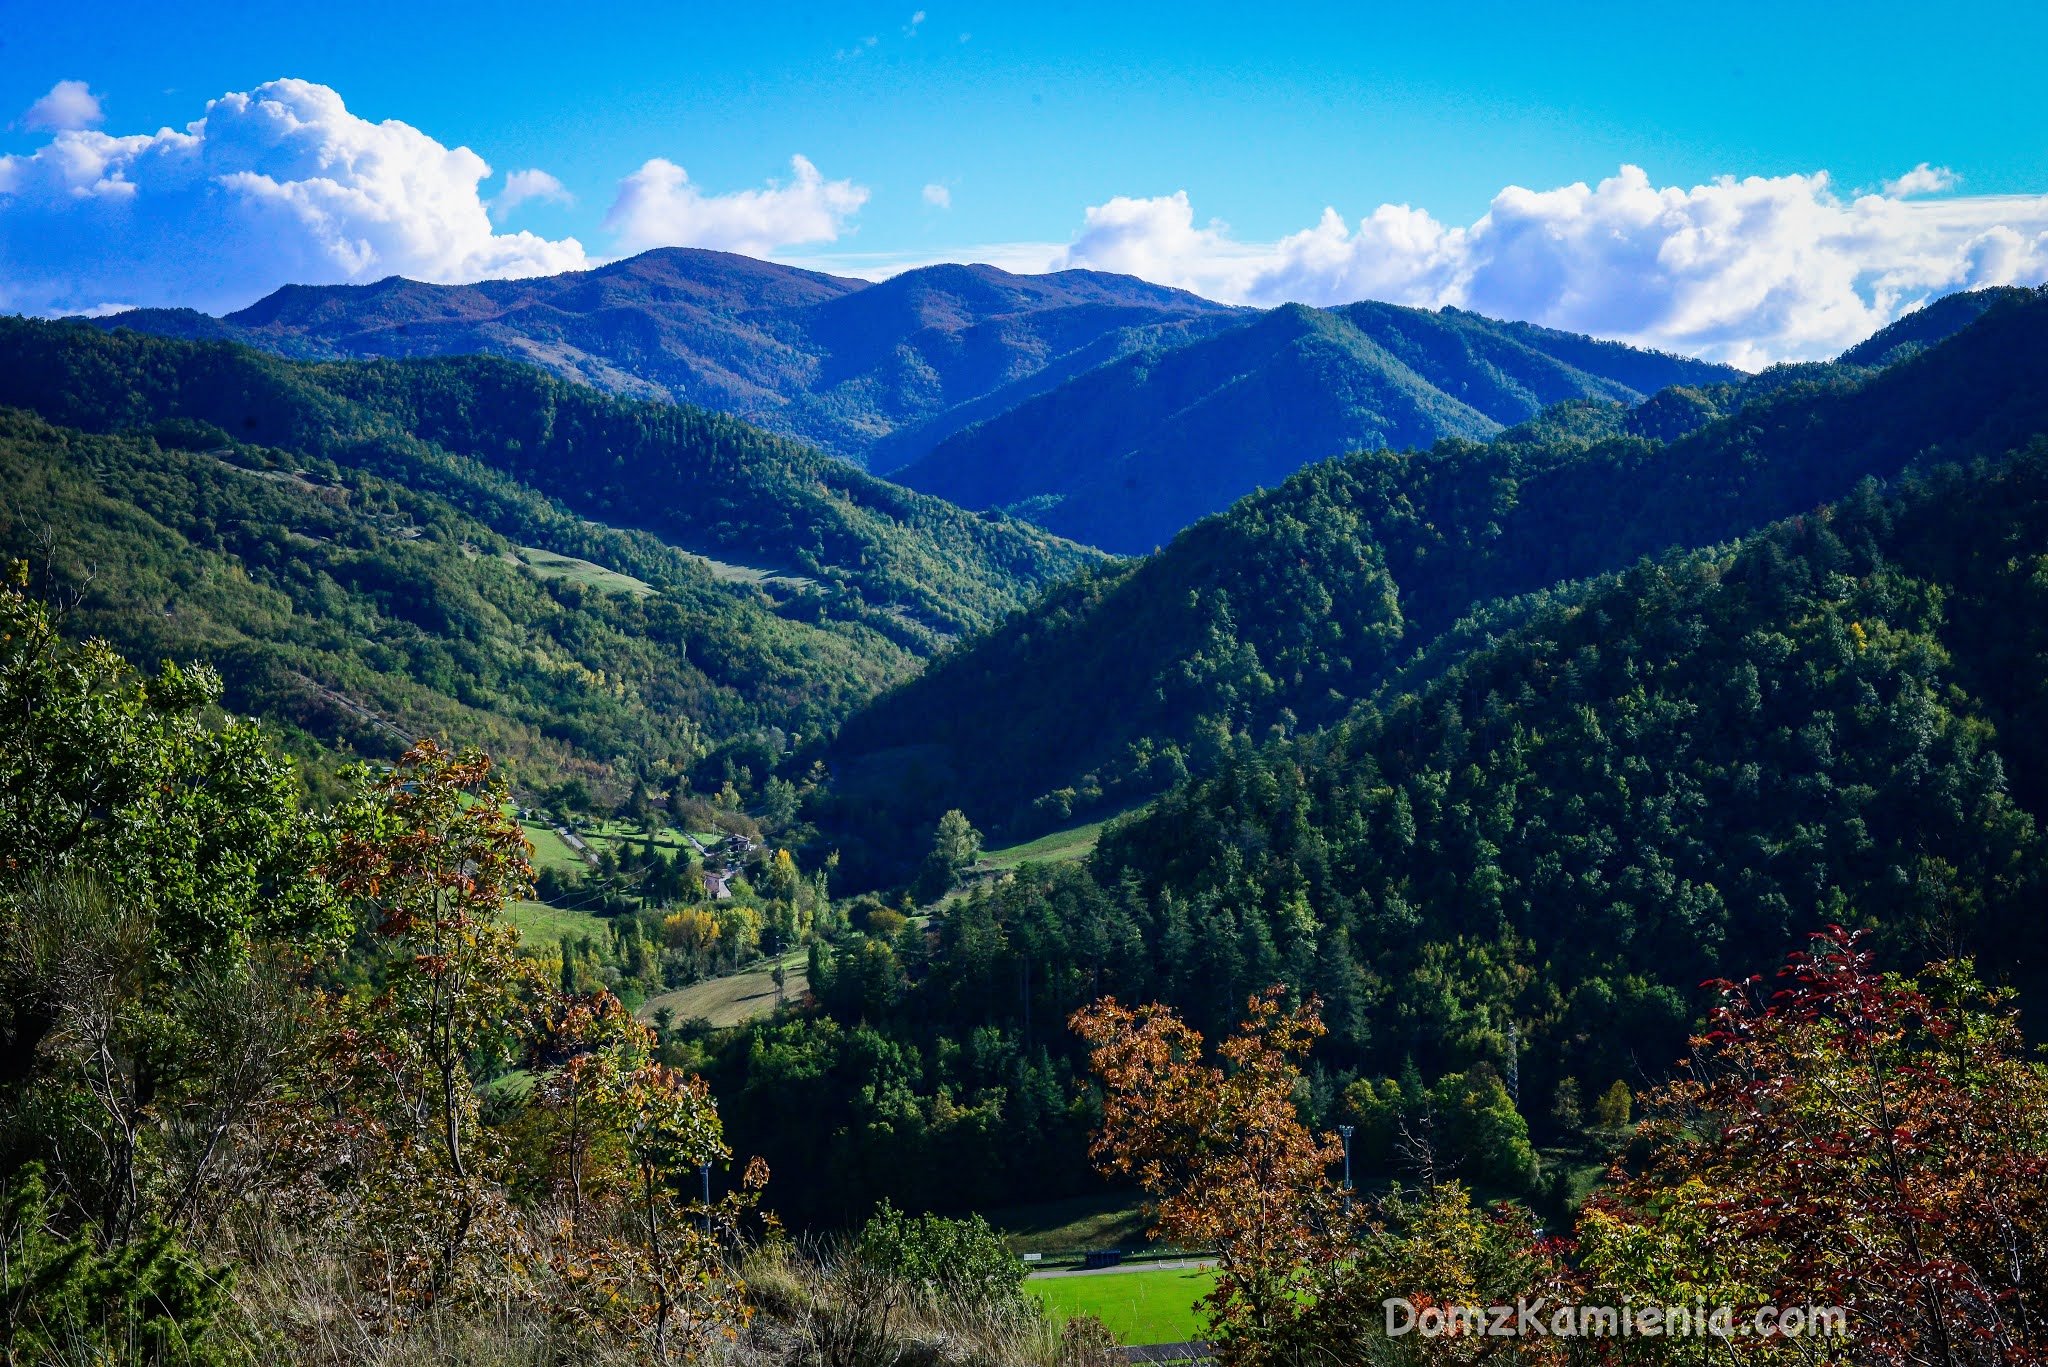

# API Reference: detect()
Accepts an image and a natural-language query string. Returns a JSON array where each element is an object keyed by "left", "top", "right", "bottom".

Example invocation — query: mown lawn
[
  {"left": 638, "top": 951, "right": 809, "bottom": 1028},
  {"left": 1027, "top": 1266, "right": 1216, "bottom": 1346},
  {"left": 521, "top": 822, "right": 589, "bottom": 875}
]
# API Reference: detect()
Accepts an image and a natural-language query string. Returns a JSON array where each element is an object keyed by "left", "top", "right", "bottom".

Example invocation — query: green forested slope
[
  {"left": 1090, "top": 440, "right": 2048, "bottom": 1082},
  {"left": 0, "top": 319, "right": 1102, "bottom": 644},
  {"left": 824, "top": 287, "right": 2048, "bottom": 882},
  {"left": 720, "top": 439, "right": 2048, "bottom": 1222},
  {"left": 0, "top": 408, "right": 911, "bottom": 797},
  {"left": 890, "top": 299, "right": 1739, "bottom": 553}
]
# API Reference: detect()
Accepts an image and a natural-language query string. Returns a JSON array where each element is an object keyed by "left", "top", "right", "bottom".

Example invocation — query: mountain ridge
[
  {"left": 90, "top": 248, "right": 1249, "bottom": 470},
  {"left": 818, "top": 287, "right": 2048, "bottom": 884},
  {"left": 889, "top": 298, "right": 1744, "bottom": 552},
  {"left": 0, "top": 318, "right": 1104, "bottom": 645}
]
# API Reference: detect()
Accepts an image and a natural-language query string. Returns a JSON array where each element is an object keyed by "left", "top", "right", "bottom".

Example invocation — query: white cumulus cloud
[
  {"left": 1054, "top": 167, "right": 2048, "bottom": 366},
  {"left": 922, "top": 182, "right": 951, "bottom": 210},
  {"left": 21, "top": 80, "right": 103, "bottom": 132},
  {"left": 603, "top": 154, "right": 869, "bottom": 257},
  {"left": 491, "top": 167, "right": 574, "bottom": 219},
  {"left": 0, "top": 78, "right": 588, "bottom": 316},
  {"left": 1883, "top": 163, "right": 1959, "bottom": 198}
]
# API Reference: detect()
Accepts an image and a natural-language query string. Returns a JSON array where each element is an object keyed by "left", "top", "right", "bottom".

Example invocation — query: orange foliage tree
[
  {"left": 1074, "top": 988, "right": 1573, "bottom": 1366},
  {"left": 1074, "top": 987, "right": 1341, "bottom": 1353}
]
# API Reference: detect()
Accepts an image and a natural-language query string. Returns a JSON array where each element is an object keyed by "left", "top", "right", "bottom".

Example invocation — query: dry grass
[
  {"left": 205, "top": 1225, "right": 1115, "bottom": 1367},
  {"left": 738, "top": 1244, "right": 1120, "bottom": 1367}
]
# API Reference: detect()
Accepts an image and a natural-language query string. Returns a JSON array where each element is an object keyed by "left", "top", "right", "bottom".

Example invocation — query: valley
[
  {"left": 15, "top": 12, "right": 2048, "bottom": 1360},
  {"left": 12, "top": 257, "right": 2048, "bottom": 1363}
]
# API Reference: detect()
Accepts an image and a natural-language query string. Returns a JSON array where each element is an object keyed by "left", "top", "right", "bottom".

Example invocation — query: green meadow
[{"left": 1026, "top": 1265, "right": 1216, "bottom": 1346}]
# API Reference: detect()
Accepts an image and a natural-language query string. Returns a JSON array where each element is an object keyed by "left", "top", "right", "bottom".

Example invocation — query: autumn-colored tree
[
  {"left": 1319, "top": 1182, "right": 1577, "bottom": 1366},
  {"left": 1074, "top": 988, "right": 1340, "bottom": 1359},
  {"left": 526, "top": 990, "right": 647, "bottom": 1224},
  {"left": 1076, "top": 989, "right": 1578, "bottom": 1366},
  {"left": 1578, "top": 928, "right": 2048, "bottom": 1366},
  {"left": 322, "top": 741, "right": 541, "bottom": 1296},
  {"left": 543, "top": 1060, "right": 762, "bottom": 1361}
]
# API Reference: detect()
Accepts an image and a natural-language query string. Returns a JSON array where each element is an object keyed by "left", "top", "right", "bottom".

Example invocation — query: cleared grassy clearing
[
  {"left": 985, "top": 1191, "right": 1153, "bottom": 1256},
  {"left": 1027, "top": 1266, "right": 1216, "bottom": 1346},
  {"left": 981, "top": 820, "right": 1108, "bottom": 870},
  {"left": 680, "top": 547, "right": 816, "bottom": 592},
  {"left": 505, "top": 545, "right": 655, "bottom": 597},
  {"left": 638, "top": 952, "right": 808, "bottom": 1027},
  {"left": 521, "top": 822, "right": 589, "bottom": 874},
  {"left": 580, "top": 828, "right": 699, "bottom": 859},
  {"left": 505, "top": 899, "right": 610, "bottom": 946}
]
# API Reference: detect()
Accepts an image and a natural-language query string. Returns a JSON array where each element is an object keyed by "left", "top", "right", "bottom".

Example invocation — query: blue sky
[{"left": 6, "top": 1, "right": 2048, "bottom": 363}]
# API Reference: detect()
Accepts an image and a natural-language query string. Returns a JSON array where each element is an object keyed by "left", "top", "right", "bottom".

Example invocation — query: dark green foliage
[
  {"left": 892, "top": 298, "right": 1739, "bottom": 553},
  {"left": 827, "top": 287, "right": 2048, "bottom": 882},
  {"left": 738, "top": 435, "right": 2048, "bottom": 1218},
  {"left": 92, "top": 249, "right": 1245, "bottom": 470},
  {"left": 1091, "top": 442, "right": 2048, "bottom": 1106},
  {"left": 855, "top": 1201, "right": 1027, "bottom": 1308},
  {"left": 0, "top": 1164, "right": 241, "bottom": 1367},
  {"left": 700, "top": 955, "right": 1097, "bottom": 1225},
  {"left": 1836, "top": 285, "right": 2034, "bottom": 367},
  {"left": 0, "top": 579, "right": 332, "bottom": 968}
]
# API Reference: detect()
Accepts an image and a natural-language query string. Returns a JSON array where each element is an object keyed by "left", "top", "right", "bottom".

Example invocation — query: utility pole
[
  {"left": 1339, "top": 1124, "right": 1355, "bottom": 1211},
  {"left": 1505, "top": 1018, "right": 1520, "bottom": 1107},
  {"left": 700, "top": 1161, "right": 712, "bottom": 1235}
]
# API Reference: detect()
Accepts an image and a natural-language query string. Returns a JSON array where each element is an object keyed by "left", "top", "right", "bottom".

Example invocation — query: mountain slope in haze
[
  {"left": 93, "top": 248, "right": 1249, "bottom": 469},
  {"left": 820, "top": 286, "right": 2048, "bottom": 884},
  {"left": 889, "top": 300, "right": 1743, "bottom": 553},
  {"left": 0, "top": 319, "right": 1102, "bottom": 643}
]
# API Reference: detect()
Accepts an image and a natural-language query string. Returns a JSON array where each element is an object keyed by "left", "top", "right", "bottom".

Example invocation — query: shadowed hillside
[
  {"left": 822, "top": 287, "right": 2048, "bottom": 882},
  {"left": 890, "top": 299, "right": 1741, "bottom": 553}
]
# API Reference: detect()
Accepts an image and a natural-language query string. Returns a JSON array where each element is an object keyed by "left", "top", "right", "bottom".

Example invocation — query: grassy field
[
  {"left": 638, "top": 952, "right": 807, "bottom": 1027},
  {"left": 681, "top": 547, "right": 815, "bottom": 592},
  {"left": 506, "top": 545, "right": 654, "bottom": 597},
  {"left": 521, "top": 822, "right": 590, "bottom": 874},
  {"left": 980, "top": 819, "right": 1109, "bottom": 871},
  {"left": 505, "top": 899, "right": 610, "bottom": 947},
  {"left": 1027, "top": 1266, "right": 1216, "bottom": 1346},
  {"left": 984, "top": 1191, "right": 1153, "bottom": 1256}
]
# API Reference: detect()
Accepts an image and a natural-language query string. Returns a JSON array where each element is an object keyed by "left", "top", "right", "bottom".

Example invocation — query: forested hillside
[
  {"left": 891, "top": 299, "right": 1739, "bottom": 552},
  {"left": 823, "top": 287, "right": 2048, "bottom": 883},
  {"left": 722, "top": 434, "right": 2048, "bottom": 1223},
  {"left": 0, "top": 319, "right": 1101, "bottom": 643},
  {"left": 0, "top": 407, "right": 914, "bottom": 799},
  {"left": 91, "top": 248, "right": 1247, "bottom": 468}
]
